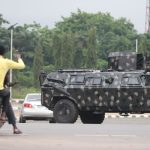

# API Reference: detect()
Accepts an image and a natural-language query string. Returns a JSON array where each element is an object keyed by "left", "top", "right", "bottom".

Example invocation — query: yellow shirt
[{"left": 0, "top": 56, "right": 25, "bottom": 90}]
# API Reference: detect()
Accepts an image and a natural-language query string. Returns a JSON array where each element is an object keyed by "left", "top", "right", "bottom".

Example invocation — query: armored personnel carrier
[{"left": 40, "top": 52, "right": 150, "bottom": 124}]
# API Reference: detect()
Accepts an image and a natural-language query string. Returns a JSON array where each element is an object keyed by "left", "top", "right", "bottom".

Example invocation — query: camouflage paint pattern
[
  {"left": 40, "top": 52, "right": 150, "bottom": 114},
  {"left": 41, "top": 70, "right": 150, "bottom": 113}
]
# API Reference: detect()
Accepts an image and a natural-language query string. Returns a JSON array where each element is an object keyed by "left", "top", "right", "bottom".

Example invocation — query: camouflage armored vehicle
[{"left": 40, "top": 52, "right": 150, "bottom": 124}]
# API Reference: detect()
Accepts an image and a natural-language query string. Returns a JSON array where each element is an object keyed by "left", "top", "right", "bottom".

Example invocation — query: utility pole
[
  {"left": 8, "top": 23, "right": 17, "bottom": 100},
  {"left": 136, "top": 39, "right": 138, "bottom": 53},
  {"left": 145, "top": 0, "right": 150, "bottom": 33}
]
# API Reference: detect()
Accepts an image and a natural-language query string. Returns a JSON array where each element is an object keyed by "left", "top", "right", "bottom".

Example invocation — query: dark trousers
[{"left": 0, "top": 88, "right": 16, "bottom": 125}]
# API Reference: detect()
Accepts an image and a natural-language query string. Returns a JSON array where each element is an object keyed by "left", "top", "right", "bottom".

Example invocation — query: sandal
[{"left": 13, "top": 129, "right": 22, "bottom": 134}]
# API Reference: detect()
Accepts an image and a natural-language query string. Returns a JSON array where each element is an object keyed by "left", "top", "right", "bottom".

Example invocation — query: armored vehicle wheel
[
  {"left": 80, "top": 112, "right": 105, "bottom": 124},
  {"left": 19, "top": 116, "right": 26, "bottom": 123},
  {"left": 54, "top": 99, "right": 78, "bottom": 123}
]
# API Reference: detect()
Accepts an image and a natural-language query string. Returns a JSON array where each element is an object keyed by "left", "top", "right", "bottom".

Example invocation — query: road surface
[{"left": 0, "top": 118, "right": 150, "bottom": 150}]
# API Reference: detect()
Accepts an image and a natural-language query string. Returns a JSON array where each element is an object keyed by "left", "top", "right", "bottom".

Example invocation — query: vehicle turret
[{"left": 108, "top": 51, "right": 144, "bottom": 71}]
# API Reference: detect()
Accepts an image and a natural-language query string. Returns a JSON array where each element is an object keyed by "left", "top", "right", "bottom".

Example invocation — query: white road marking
[
  {"left": 76, "top": 134, "right": 109, "bottom": 137},
  {"left": 111, "top": 134, "right": 136, "bottom": 137},
  {"left": 75, "top": 134, "right": 136, "bottom": 137}
]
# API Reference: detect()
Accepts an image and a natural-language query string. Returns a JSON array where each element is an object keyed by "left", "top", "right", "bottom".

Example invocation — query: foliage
[
  {"left": 0, "top": 10, "right": 150, "bottom": 95},
  {"left": 33, "top": 38, "right": 44, "bottom": 87},
  {"left": 12, "top": 87, "right": 40, "bottom": 99}
]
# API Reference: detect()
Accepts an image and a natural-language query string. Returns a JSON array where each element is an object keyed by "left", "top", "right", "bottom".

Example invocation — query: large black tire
[
  {"left": 54, "top": 99, "right": 78, "bottom": 123},
  {"left": 80, "top": 112, "right": 105, "bottom": 124},
  {"left": 19, "top": 116, "right": 26, "bottom": 123}
]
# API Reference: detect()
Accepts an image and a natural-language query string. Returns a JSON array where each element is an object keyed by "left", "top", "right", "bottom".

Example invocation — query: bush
[
  {"left": 12, "top": 87, "right": 40, "bottom": 99},
  {"left": 96, "top": 59, "right": 108, "bottom": 70}
]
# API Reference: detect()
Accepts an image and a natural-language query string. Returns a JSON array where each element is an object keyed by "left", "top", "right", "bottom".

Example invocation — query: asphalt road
[{"left": 0, "top": 118, "right": 150, "bottom": 150}]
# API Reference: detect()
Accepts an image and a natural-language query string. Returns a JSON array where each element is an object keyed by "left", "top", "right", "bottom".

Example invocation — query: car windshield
[{"left": 27, "top": 94, "right": 41, "bottom": 101}]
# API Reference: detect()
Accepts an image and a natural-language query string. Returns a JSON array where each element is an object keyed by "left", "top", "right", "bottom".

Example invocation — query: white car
[{"left": 19, "top": 93, "right": 53, "bottom": 123}]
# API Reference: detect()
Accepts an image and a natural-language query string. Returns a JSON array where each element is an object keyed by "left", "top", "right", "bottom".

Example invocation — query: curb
[{"left": 105, "top": 113, "right": 150, "bottom": 119}]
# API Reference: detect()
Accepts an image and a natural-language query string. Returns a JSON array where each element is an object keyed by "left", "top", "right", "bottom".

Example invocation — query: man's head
[{"left": 0, "top": 45, "right": 6, "bottom": 55}]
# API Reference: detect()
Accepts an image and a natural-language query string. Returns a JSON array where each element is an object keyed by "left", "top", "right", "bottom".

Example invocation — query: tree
[
  {"left": 33, "top": 39, "right": 44, "bottom": 88},
  {"left": 138, "top": 33, "right": 150, "bottom": 55},
  {"left": 0, "top": 11, "right": 142, "bottom": 90},
  {"left": 60, "top": 32, "right": 74, "bottom": 68},
  {"left": 54, "top": 10, "right": 138, "bottom": 63},
  {"left": 73, "top": 34, "right": 84, "bottom": 68},
  {"left": 0, "top": 14, "right": 9, "bottom": 47},
  {"left": 0, "top": 14, "right": 9, "bottom": 26},
  {"left": 86, "top": 27, "right": 97, "bottom": 68},
  {"left": 52, "top": 32, "right": 63, "bottom": 68}
]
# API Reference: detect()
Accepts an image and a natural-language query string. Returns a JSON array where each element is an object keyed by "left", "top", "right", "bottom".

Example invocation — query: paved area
[{"left": 0, "top": 118, "right": 150, "bottom": 150}]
